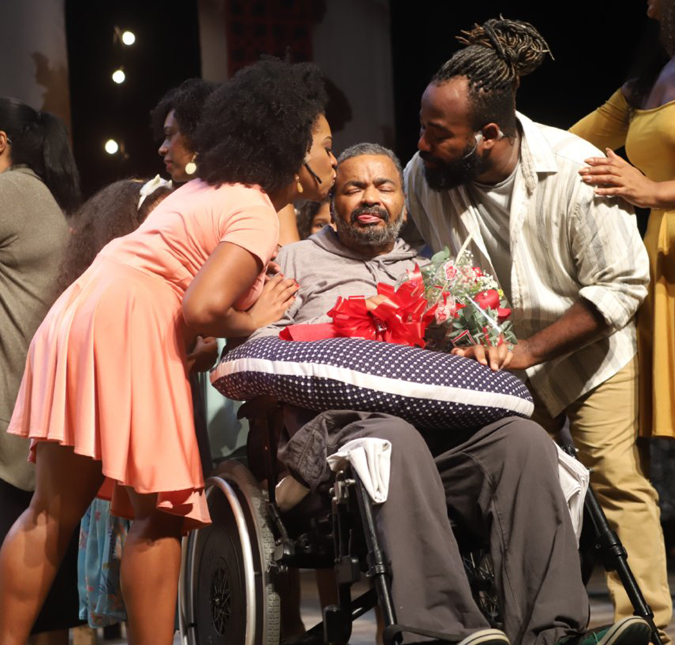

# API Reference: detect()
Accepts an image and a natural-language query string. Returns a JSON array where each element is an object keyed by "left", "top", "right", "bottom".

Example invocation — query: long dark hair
[
  {"left": 58, "top": 179, "right": 172, "bottom": 290},
  {"left": 624, "top": 7, "right": 675, "bottom": 107},
  {"left": 0, "top": 98, "right": 81, "bottom": 214}
]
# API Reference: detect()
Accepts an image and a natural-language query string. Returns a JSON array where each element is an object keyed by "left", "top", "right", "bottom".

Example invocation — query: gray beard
[{"left": 334, "top": 212, "right": 404, "bottom": 250}]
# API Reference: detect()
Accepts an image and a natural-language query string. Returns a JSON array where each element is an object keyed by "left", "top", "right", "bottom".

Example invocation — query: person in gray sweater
[
  {"left": 248, "top": 144, "right": 650, "bottom": 645},
  {"left": 0, "top": 97, "right": 82, "bottom": 639}
]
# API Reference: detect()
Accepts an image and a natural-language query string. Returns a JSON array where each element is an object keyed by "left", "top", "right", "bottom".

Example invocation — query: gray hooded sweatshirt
[{"left": 250, "top": 226, "right": 422, "bottom": 341}]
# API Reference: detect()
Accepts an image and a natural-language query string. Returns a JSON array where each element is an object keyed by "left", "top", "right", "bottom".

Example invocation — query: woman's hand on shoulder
[
  {"left": 248, "top": 274, "right": 299, "bottom": 328},
  {"left": 578, "top": 148, "right": 659, "bottom": 209}
]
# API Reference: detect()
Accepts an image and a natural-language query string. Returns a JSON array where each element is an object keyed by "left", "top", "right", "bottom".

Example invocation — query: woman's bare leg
[
  {"left": 120, "top": 490, "right": 183, "bottom": 645},
  {"left": 0, "top": 443, "right": 104, "bottom": 645},
  {"left": 29, "top": 628, "right": 71, "bottom": 645}
]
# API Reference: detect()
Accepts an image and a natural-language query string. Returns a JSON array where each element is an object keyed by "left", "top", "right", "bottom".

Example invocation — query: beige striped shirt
[{"left": 404, "top": 112, "right": 649, "bottom": 416}]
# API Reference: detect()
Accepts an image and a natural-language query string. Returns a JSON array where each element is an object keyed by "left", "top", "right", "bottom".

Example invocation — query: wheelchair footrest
[{"left": 323, "top": 605, "right": 352, "bottom": 645}]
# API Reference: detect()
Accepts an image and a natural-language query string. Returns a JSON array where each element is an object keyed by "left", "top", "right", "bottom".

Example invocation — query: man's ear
[
  {"left": 480, "top": 123, "right": 504, "bottom": 148},
  {"left": 401, "top": 200, "right": 408, "bottom": 223},
  {"left": 0, "top": 131, "right": 10, "bottom": 155}
]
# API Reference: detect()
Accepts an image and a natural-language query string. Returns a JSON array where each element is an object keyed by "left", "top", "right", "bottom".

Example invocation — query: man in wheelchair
[{"left": 240, "top": 143, "right": 652, "bottom": 645}]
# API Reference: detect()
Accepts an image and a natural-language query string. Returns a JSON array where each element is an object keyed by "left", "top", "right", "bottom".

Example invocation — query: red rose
[
  {"left": 497, "top": 307, "right": 511, "bottom": 323},
  {"left": 473, "top": 289, "right": 500, "bottom": 310},
  {"left": 472, "top": 267, "right": 484, "bottom": 278}
]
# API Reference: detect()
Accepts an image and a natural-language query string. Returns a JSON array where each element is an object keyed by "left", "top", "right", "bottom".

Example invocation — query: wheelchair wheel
[
  {"left": 462, "top": 550, "right": 503, "bottom": 630},
  {"left": 179, "top": 460, "right": 280, "bottom": 645}
]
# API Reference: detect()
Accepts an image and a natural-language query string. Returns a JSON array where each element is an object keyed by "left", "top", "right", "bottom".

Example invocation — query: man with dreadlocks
[{"left": 405, "top": 16, "right": 671, "bottom": 642}]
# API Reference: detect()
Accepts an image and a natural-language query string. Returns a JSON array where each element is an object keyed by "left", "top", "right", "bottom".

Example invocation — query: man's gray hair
[{"left": 337, "top": 143, "right": 404, "bottom": 183}]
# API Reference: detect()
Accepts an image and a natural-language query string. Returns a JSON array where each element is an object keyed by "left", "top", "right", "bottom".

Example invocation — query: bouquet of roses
[{"left": 400, "top": 246, "right": 517, "bottom": 352}]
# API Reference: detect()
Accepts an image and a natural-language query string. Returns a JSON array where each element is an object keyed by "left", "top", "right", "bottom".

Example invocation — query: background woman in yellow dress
[
  {"left": 571, "top": 0, "right": 675, "bottom": 440},
  {"left": 571, "top": 0, "right": 675, "bottom": 579}
]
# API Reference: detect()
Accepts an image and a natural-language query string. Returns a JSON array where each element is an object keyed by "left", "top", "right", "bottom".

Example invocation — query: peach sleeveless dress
[{"left": 7, "top": 180, "right": 279, "bottom": 531}]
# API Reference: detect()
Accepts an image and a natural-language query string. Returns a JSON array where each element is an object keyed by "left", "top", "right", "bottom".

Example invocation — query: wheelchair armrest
[
  {"left": 237, "top": 397, "right": 319, "bottom": 499},
  {"left": 238, "top": 397, "right": 286, "bottom": 489},
  {"left": 237, "top": 395, "right": 282, "bottom": 421}
]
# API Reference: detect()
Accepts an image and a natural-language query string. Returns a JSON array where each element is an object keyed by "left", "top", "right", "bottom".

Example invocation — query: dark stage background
[
  {"left": 65, "top": 0, "right": 201, "bottom": 195},
  {"left": 390, "top": 1, "right": 651, "bottom": 164},
  {"left": 65, "top": 0, "right": 652, "bottom": 196}
]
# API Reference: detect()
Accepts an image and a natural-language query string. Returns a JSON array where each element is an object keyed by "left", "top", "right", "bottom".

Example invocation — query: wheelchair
[
  {"left": 178, "top": 396, "right": 663, "bottom": 645},
  {"left": 179, "top": 395, "right": 413, "bottom": 645}
]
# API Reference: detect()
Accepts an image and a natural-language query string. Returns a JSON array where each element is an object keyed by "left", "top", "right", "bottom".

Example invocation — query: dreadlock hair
[
  {"left": 0, "top": 97, "right": 81, "bottom": 214},
  {"left": 432, "top": 17, "right": 552, "bottom": 138}
]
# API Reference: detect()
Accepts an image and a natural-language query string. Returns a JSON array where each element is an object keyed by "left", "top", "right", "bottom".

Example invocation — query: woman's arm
[
  {"left": 579, "top": 149, "right": 675, "bottom": 210},
  {"left": 182, "top": 242, "right": 298, "bottom": 337},
  {"left": 569, "top": 89, "right": 631, "bottom": 151}
]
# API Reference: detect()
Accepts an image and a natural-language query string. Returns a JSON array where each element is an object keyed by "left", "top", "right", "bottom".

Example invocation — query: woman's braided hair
[{"left": 432, "top": 17, "right": 552, "bottom": 137}]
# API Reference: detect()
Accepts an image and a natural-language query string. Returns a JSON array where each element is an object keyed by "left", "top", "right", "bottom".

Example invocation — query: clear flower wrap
[{"left": 398, "top": 247, "right": 517, "bottom": 352}]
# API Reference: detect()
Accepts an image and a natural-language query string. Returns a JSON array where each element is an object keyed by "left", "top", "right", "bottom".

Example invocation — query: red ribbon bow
[{"left": 280, "top": 269, "right": 436, "bottom": 348}]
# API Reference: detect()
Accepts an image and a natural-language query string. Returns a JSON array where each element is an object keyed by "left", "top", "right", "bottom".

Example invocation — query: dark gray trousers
[{"left": 279, "top": 411, "right": 590, "bottom": 645}]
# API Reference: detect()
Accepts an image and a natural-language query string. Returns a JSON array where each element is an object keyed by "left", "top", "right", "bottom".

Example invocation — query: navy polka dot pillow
[{"left": 211, "top": 337, "right": 533, "bottom": 430}]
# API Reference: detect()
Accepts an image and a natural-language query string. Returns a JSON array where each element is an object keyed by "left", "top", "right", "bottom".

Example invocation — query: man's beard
[
  {"left": 420, "top": 140, "right": 486, "bottom": 191},
  {"left": 334, "top": 204, "right": 404, "bottom": 249}
]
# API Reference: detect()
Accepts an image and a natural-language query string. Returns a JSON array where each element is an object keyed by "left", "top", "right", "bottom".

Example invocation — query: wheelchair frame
[{"left": 178, "top": 398, "right": 664, "bottom": 645}]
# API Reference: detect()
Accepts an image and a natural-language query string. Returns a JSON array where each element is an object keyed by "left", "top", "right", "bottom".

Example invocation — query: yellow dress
[{"left": 571, "top": 90, "right": 675, "bottom": 439}]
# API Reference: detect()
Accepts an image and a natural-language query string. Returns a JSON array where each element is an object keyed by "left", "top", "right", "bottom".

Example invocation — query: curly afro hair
[
  {"left": 150, "top": 78, "right": 217, "bottom": 147},
  {"left": 58, "top": 179, "right": 173, "bottom": 291},
  {"left": 192, "top": 57, "right": 328, "bottom": 194}
]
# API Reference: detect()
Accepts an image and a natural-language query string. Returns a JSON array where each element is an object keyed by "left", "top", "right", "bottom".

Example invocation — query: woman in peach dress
[{"left": 0, "top": 58, "right": 337, "bottom": 645}]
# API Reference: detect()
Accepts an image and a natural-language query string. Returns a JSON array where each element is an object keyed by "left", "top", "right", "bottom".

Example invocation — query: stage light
[
  {"left": 104, "top": 139, "right": 120, "bottom": 155},
  {"left": 112, "top": 68, "right": 126, "bottom": 84},
  {"left": 121, "top": 30, "right": 136, "bottom": 46}
]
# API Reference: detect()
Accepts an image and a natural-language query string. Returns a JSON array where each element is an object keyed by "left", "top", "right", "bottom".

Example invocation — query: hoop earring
[
  {"left": 185, "top": 155, "right": 197, "bottom": 176},
  {"left": 295, "top": 174, "right": 304, "bottom": 194}
]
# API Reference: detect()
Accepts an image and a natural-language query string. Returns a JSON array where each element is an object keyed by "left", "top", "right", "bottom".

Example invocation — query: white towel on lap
[
  {"left": 324, "top": 436, "right": 589, "bottom": 541},
  {"left": 556, "top": 444, "right": 590, "bottom": 544},
  {"left": 327, "top": 438, "right": 392, "bottom": 504}
]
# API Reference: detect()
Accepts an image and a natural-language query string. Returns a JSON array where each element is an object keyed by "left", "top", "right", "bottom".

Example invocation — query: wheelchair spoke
[{"left": 211, "top": 563, "right": 232, "bottom": 635}]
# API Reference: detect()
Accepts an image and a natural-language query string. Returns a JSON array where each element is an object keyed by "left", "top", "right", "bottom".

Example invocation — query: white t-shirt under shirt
[
  {"left": 404, "top": 111, "right": 649, "bottom": 416},
  {"left": 467, "top": 162, "right": 519, "bottom": 303}
]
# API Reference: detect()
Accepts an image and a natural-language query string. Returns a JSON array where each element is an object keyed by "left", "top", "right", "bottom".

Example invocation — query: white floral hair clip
[{"left": 138, "top": 174, "right": 172, "bottom": 211}]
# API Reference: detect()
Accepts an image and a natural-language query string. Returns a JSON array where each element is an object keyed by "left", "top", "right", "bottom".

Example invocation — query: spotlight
[
  {"left": 104, "top": 139, "right": 120, "bottom": 155},
  {"left": 112, "top": 68, "right": 126, "bottom": 84},
  {"left": 121, "top": 30, "right": 136, "bottom": 46}
]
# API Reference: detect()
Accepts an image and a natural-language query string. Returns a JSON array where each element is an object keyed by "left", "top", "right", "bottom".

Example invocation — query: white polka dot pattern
[{"left": 210, "top": 337, "right": 533, "bottom": 429}]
